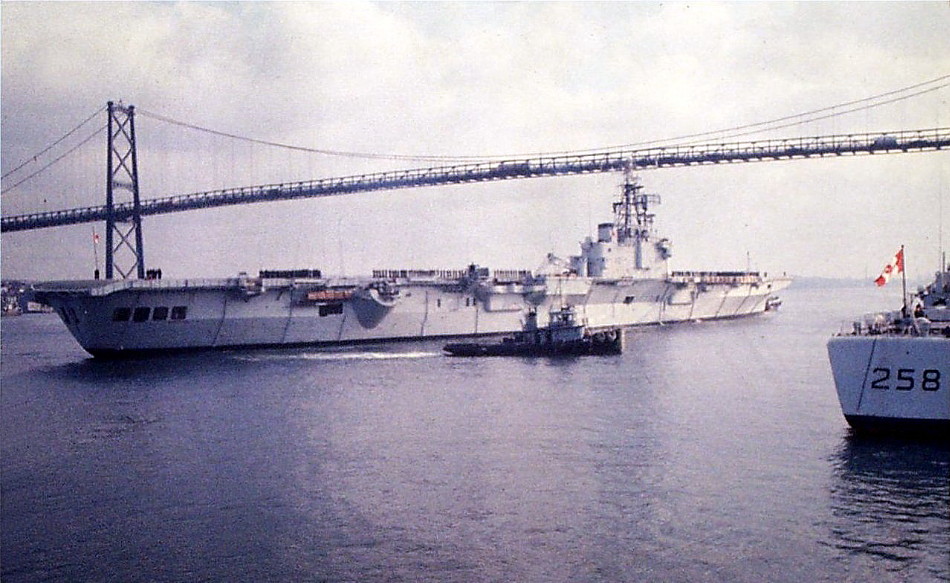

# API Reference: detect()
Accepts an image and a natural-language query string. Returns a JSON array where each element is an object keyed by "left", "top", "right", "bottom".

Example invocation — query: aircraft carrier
[{"left": 35, "top": 176, "right": 791, "bottom": 357}]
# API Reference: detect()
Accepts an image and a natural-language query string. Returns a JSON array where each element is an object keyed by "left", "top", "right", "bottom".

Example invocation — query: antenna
[
  {"left": 901, "top": 244, "right": 907, "bottom": 316},
  {"left": 940, "top": 179, "right": 945, "bottom": 272}
]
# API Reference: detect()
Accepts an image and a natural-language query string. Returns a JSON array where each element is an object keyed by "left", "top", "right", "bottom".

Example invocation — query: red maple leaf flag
[{"left": 874, "top": 248, "right": 904, "bottom": 287}]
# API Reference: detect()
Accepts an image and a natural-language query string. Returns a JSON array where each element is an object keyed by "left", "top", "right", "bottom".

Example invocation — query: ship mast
[{"left": 615, "top": 169, "right": 660, "bottom": 243}]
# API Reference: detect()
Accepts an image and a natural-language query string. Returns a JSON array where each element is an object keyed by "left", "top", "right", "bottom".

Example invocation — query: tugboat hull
[{"left": 443, "top": 329, "right": 623, "bottom": 357}]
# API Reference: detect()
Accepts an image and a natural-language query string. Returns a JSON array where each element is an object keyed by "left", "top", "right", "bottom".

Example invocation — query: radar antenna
[{"left": 616, "top": 166, "right": 660, "bottom": 244}]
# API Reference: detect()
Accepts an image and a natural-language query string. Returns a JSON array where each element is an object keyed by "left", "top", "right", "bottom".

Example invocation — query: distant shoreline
[{"left": 788, "top": 276, "right": 930, "bottom": 290}]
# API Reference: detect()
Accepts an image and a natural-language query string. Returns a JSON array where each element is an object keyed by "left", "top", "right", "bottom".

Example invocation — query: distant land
[{"left": 788, "top": 276, "right": 931, "bottom": 290}]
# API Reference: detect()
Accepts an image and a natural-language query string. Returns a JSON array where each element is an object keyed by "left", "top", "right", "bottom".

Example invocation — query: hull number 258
[{"left": 870, "top": 368, "right": 941, "bottom": 391}]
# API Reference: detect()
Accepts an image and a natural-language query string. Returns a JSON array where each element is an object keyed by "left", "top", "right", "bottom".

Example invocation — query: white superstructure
[
  {"left": 827, "top": 263, "right": 950, "bottom": 437},
  {"left": 35, "top": 176, "right": 791, "bottom": 358}
]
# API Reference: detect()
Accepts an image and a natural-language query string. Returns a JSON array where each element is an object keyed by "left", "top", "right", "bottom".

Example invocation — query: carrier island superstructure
[{"left": 35, "top": 176, "right": 791, "bottom": 357}]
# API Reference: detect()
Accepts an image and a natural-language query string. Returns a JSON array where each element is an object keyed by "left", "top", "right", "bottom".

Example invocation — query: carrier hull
[{"left": 36, "top": 271, "right": 789, "bottom": 358}]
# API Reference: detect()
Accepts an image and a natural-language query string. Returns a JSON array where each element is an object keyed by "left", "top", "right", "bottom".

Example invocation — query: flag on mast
[
  {"left": 92, "top": 228, "right": 101, "bottom": 278},
  {"left": 874, "top": 248, "right": 904, "bottom": 287}
]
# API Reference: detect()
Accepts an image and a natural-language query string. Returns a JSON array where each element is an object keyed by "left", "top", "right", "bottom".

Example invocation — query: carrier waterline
[{"left": 35, "top": 176, "right": 791, "bottom": 357}]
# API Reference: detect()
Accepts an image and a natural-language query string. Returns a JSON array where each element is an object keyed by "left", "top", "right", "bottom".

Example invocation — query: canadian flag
[{"left": 874, "top": 248, "right": 904, "bottom": 287}]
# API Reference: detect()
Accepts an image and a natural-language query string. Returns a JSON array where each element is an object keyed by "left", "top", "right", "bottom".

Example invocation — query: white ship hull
[
  {"left": 37, "top": 272, "right": 790, "bottom": 358},
  {"left": 827, "top": 260, "right": 950, "bottom": 438},
  {"left": 827, "top": 335, "right": 950, "bottom": 436},
  {"left": 34, "top": 175, "right": 792, "bottom": 358}
]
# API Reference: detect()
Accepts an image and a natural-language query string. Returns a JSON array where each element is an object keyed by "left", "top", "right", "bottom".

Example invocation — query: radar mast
[{"left": 615, "top": 168, "right": 660, "bottom": 245}]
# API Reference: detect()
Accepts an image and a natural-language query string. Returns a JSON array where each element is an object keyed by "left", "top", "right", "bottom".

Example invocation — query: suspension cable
[
  {"left": 1, "top": 105, "right": 106, "bottom": 180},
  {"left": 639, "top": 83, "right": 950, "bottom": 149},
  {"left": 136, "top": 109, "right": 432, "bottom": 162},
  {"left": 137, "top": 74, "right": 949, "bottom": 163},
  {"left": 2, "top": 73, "right": 944, "bottom": 196},
  {"left": 517, "top": 76, "right": 950, "bottom": 157},
  {"left": 1, "top": 124, "right": 107, "bottom": 195}
]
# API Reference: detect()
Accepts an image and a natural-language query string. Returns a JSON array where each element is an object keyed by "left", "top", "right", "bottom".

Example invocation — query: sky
[{"left": 1, "top": 2, "right": 948, "bottom": 282}]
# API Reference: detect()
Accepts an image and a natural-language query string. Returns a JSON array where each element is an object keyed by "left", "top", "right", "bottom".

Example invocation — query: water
[{"left": 2, "top": 286, "right": 947, "bottom": 582}]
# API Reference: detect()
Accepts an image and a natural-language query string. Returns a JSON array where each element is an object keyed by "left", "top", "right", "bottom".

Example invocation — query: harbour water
[{"left": 1, "top": 284, "right": 947, "bottom": 582}]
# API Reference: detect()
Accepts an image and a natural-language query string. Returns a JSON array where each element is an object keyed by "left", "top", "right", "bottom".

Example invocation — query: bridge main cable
[{"left": 3, "top": 128, "right": 948, "bottom": 233}]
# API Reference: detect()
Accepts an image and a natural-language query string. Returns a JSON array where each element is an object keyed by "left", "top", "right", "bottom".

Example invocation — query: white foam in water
[
  {"left": 299, "top": 351, "right": 440, "bottom": 361},
  {"left": 235, "top": 350, "right": 441, "bottom": 362}
]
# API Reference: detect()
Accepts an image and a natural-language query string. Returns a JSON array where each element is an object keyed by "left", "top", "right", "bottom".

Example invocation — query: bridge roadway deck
[{"left": 3, "top": 128, "right": 948, "bottom": 233}]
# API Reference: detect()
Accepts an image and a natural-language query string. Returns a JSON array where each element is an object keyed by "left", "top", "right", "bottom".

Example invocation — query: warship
[
  {"left": 35, "top": 175, "right": 791, "bottom": 358},
  {"left": 827, "top": 259, "right": 950, "bottom": 437}
]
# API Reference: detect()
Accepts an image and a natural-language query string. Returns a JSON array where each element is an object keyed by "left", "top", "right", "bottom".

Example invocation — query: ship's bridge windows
[
  {"left": 153, "top": 306, "right": 169, "bottom": 321},
  {"left": 624, "top": 296, "right": 635, "bottom": 304},
  {"left": 133, "top": 307, "right": 151, "bottom": 323},
  {"left": 171, "top": 306, "right": 188, "bottom": 320},
  {"left": 112, "top": 307, "right": 132, "bottom": 322}
]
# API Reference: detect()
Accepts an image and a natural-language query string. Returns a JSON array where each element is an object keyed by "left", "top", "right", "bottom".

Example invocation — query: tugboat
[
  {"left": 443, "top": 306, "right": 623, "bottom": 357},
  {"left": 827, "top": 254, "right": 950, "bottom": 438}
]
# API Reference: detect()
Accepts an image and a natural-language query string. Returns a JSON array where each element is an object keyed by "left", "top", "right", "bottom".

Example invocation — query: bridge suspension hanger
[{"left": 0, "top": 117, "right": 947, "bottom": 235}]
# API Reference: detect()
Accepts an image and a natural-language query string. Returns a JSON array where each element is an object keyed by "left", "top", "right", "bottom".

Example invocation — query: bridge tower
[{"left": 105, "top": 101, "right": 145, "bottom": 279}]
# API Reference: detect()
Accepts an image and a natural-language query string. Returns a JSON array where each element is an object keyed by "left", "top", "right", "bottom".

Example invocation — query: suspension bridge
[
  {"left": 2, "top": 91, "right": 949, "bottom": 278},
  {"left": 3, "top": 126, "right": 948, "bottom": 234}
]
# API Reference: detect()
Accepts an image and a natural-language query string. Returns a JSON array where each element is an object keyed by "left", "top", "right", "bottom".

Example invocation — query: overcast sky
[{"left": 2, "top": 2, "right": 948, "bottom": 282}]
